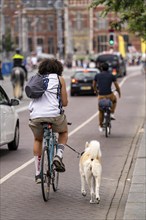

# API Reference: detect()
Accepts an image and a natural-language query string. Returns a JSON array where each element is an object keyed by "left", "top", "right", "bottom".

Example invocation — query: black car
[
  {"left": 96, "top": 52, "right": 127, "bottom": 77},
  {"left": 70, "top": 68, "right": 100, "bottom": 96}
]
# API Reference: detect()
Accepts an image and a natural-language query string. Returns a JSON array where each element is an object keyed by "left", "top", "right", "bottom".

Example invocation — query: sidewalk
[{"left": 123, "top": 123, "right": 146, "bottom": 220}]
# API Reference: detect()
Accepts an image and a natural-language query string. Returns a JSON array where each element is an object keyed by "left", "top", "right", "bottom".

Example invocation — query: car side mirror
[{"left": 10, "top": 98, "right": 20, "bottom": 106}]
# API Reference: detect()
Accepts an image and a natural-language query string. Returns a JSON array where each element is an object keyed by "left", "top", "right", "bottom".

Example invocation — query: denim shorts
[{"left": 29, "top": 114, "right": 68, "bottom": 138}]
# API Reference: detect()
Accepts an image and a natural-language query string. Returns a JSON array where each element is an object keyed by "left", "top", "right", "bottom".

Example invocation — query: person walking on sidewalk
[
  {"left": 93, "top": 62, "right": 121, "bottom": 132},
  {"left": 28, "top": 58, "right": 68, "bottom": 183}
]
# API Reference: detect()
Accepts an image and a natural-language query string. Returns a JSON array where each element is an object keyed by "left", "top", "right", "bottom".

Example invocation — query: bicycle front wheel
[
  {"left": 41, "top": 146, "right": 51, "bottom": 202},
  {"left": 52, "top": 144, "right": 59, "bottom": 192},
  {"left": 52, "top": 168, "right": 59, "bottom": 192}
]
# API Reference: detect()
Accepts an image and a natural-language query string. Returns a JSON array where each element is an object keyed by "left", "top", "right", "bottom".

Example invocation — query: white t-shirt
[{"left": 29, "top": 74, "right": 63, "bottom": 119}]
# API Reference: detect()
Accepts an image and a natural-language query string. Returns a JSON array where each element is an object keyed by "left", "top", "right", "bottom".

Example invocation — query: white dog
[{"left": 79, "top": 140, "right": 102, "bottom": 204}]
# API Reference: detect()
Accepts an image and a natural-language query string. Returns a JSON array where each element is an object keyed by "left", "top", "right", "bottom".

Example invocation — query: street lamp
[
  {"left": 0, "top": 0, "right": 5, "bottom": 57},
  {"left": 54, "top": 0, "right": 64, "bottom": 59}
]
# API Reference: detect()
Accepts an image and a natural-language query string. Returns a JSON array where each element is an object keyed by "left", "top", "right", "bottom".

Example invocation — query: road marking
[
  {"left": 0, "top": 158, "right": 34, "bottom": 184},
  {"left": 0, "top": 112, "right": 98, "bottom": 185},
  {"left": 0, "top": 72, "right": 140, "bottom": 184}
]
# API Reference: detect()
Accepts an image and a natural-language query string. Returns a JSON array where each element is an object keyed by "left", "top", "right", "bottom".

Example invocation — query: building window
[
  {"left": 97, "top": 35, "right": 107, "bottom": 52},
  {"left": 37, "top": 38, "right": 43, "bottom": 46},
  {"left": 28, "top": 37, "right": 33, "bottom": 52},
  {"left": 27, "top": 17, "right": 33, "bottom": 31},
  {"left": 48, "top": 38, "right": 54, "bottom": 54},
  {"left": 96, "top": 12, "right": 107, "bottom": 30},
  {"left": 37, "top": 17, "right": 44, "bottom": 32},
  {"left": 76, "top": 12, "right": 82, "bottom": 30},
  {"left": 14, "top": 17, "right": 19, "bottom": 32},
  {"left": 15, "top": 36, "right": 19, "bottom": 46},
  {"left": 48, "top": 16, "right": 54, "bottom": 32}
]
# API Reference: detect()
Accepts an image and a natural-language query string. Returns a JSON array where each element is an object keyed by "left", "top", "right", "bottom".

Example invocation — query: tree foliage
[
  {"left": 90, "top": 0, "right": 146, "bottom": 40},
  {"left": 3, "top": 28, "right": 14, "bottom": 53}
]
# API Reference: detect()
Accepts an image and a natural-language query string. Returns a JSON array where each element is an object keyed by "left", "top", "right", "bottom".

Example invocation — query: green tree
[
  {"left": 4, "top": 28, "right": 14, "bottom": 53},
  {"left": 90, "top": 0, "right": 146, "bottom": 40}
]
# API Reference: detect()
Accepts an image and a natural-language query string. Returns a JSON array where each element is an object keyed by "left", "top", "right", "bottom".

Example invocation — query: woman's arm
[{"left": 59, "top": 76, "right": 68, "bottom": 107}]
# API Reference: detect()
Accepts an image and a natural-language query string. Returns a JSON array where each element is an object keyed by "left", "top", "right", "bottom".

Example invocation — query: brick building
[
  {"left": 0, "top": 0, "right": 141, "bottom": 59},
  {"left": 65, "top": 0, "right": 141, "bottom": 57}
]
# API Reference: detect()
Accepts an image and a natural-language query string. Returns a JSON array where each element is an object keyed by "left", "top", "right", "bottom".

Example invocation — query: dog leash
[{"left": 65, "top": 144, "right": 81, "bottom": 158}]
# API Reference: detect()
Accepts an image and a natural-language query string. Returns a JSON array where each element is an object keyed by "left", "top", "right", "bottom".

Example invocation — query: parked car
[
  {"left": 70, "top": 68, "right": 100, "bottom": 96},
  {"left": 96, "top": 52, "right": 127, "bottom": 77},
  {"left": 0, "top": 85, "right": 20, "bottom": 150}
]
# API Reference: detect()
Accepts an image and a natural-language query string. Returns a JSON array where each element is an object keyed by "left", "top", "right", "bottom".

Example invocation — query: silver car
[{"left": 0, "top": 85, "right": 20, "bottom": 150}]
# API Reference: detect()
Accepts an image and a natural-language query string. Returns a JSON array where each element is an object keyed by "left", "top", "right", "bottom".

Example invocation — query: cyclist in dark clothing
[
  {"left": 12, "top": 48, "right": 28, "bottom": 80},
  {"left": 93, "top": 62, "right": 121, "bottom": 132}
]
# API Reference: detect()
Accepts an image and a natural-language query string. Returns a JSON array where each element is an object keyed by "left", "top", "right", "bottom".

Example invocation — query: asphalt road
[{"left": 0, "top": 65, "right": 145, "bottom": 220}]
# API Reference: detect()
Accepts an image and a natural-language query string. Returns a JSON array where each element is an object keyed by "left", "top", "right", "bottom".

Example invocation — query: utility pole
[
  {"left": 22, "top": 8, "right": 28, "bottom": 54},
  {"left": 0, "top": 0, "right": 5, "bottom": 58},
  {"left": 54, "top": 0, "right": 64, "bottom": 59},
  {"left": 89, "top": 7, "right": 93, "bottom": 55},
  {"left": 64, "top": 1, "right": 73, "bottom": 56}
]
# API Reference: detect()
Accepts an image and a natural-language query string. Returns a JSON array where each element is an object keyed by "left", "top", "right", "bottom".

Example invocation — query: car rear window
[
  {"left": 75, "top": 71, "right": 97, "bottom": 79},
  {"left": 97, "top": 55, "right": 118, "bottom": 62}
]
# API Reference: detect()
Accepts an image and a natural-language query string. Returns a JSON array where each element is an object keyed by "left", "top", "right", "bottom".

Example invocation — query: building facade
[
  {"left": 65, "top": 0, "right": 141, "bottom": 57},
  {"left": 0, "top": 0, "right": 141, "bottom": 59}
]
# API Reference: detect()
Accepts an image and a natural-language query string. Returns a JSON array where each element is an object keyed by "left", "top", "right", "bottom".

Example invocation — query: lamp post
[
  {"left": 54, "top": 0, "right": 64, "bottom": 59},
  {"left": 0, "top": 0, "right": 5, "bottom": 57}
]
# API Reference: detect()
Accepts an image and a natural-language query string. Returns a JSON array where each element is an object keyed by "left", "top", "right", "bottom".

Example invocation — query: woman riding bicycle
[
  {"left": 93, "top": 62, "right": 121, "bottom": 132},
  {"left": 28, "top": 58, "right": 68, "bottom": 183}
]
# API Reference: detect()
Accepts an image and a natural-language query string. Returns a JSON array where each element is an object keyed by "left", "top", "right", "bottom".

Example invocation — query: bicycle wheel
[
  {"left": 52, "top": 144, "right": 59, "bottom": 192},
  {"left": 105, "top": 115, "right": 109, "bottom": 138},
  {"left": 108, "top": 120, "right": 111, "bottom": 135},
  {"left": 105, "top": 114, "right": 111, "bottom": 137},
  {"left": 52, "top": 169, "right": 59, "bottom": 192},
  {"left": 41, "top": 146, "right": 51, "bottom": 202}
]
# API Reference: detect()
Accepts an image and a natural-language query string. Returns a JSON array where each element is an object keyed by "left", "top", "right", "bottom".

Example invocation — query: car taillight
[
  {"left": 71, "top": 78, "right": 78, "bottom": 83},
  {"left": 112, "top": 69, "right": 117, "bottom": 75}
]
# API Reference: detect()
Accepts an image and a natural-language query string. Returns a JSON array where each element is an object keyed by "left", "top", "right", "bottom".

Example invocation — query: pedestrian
[
  {"left": 0, "top": 60, "right": 4, "bottom": 80},
  {"left": 28, "top": 58, "right": 68, "bottom": 183}
]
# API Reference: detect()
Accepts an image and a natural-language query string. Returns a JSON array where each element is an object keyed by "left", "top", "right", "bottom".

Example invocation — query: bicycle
[
  {"left": 41, "top": 122, "right": 59, "bottom": 202},
  {"left": 99, "top": 98, "right": 112, "bottom": 137}
]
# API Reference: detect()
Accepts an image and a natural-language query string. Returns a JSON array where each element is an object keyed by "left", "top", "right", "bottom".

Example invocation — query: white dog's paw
[
  {"left": 95, "top": 197, "right": 100, "bottom": 204},
  {"left": 90, "top": 199, "right": 95, "bottom": 204},
  {"left": 81, "top": 190, "right": 87, "bottom": 197},
  {"left": 90, "top": 199, "right": 100, "bottom": 204}
]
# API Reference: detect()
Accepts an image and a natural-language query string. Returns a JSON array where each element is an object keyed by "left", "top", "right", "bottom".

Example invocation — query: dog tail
[{"left": 88, "top": 141, "right": 102, "bottom": 159}]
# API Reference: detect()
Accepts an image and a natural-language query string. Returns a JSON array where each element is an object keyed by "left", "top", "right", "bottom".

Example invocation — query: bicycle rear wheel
[
  {"left": 41, "top": 146, "right": 51, "bottom": 202},
  {"left": 105, "top": 115, "right": 110, "bottom": 138}
]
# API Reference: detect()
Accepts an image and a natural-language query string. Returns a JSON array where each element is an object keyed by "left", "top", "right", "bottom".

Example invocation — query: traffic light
[{"left": 109, "top": 30, "right": 115, "bottom": 46}]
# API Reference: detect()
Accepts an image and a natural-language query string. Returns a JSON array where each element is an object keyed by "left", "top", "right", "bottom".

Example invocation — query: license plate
[{"left": 81, "top": 86, "right": 91, "bottom": 90}]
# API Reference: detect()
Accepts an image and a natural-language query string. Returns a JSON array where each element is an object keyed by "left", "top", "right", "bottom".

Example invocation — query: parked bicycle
[
  {"left": 99, "top": 99, "right": 112, "bottom": 137},
  {"left": 41, "top": 122, "right": 59, "bottom": 202}
]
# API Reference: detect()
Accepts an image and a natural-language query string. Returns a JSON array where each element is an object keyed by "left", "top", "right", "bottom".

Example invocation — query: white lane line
[
  {"left": 0, "top": 158, "right": 34, "bottom": 184},
  {"left": 0, "top": 112, "right": 98, "bottom": 184},
  {"left": 68, "top": 112, "right": 98, "bottom": 137},
  {"left": 0, "top": 73, "right": 138, "bottom": 184}
]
